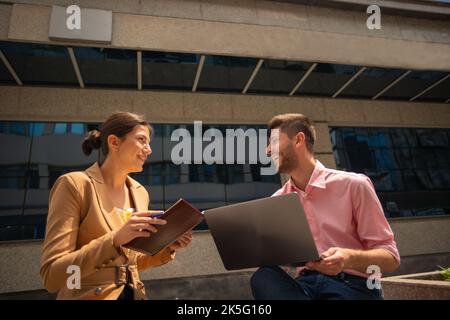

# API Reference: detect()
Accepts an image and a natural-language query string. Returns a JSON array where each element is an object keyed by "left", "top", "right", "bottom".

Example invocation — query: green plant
[{"left": 437, "top": 265, "right": 450, "bottom": 281}]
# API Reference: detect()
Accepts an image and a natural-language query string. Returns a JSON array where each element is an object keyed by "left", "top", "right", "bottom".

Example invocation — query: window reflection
[
  {"left": 381, "top": 70, "right": 448, "bottom": 101},
  {"left": 0, "top": 59, "right": 14, "bottom": 84},
  {"left": 142, "top": 52, "right": 199, "bottom": 90},
  {"left": 24, "top": 122, "right": 99, "bottom": 217},
  {"left": 0, "top": 121, "right": 281, "bottom": 239},
  {"left": 295, "top": 63, "right": 359, "bottom": 97},
  {"left": 330, "top": 127, "right": 450, "bottom": 218},
  {"left": 248, "top": 60, "right": 311, "bottom": 95},
  {"left": 340, "top": 67, "right": 405, "bottom": 98},
  {"left": 417, "top": 76, "right": 450, "bottom": 102},
  {"left": 74, "top": 47, "right": 136, "bottom": 88},
  {"left": 197, "top": 55, "right": 258, "bottom": 92},
  {"left": 0, "top": 41, "right": 78, "bottom": 86}
]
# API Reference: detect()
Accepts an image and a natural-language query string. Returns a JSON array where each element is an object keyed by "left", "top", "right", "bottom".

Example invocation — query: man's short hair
[{"left": 268, "top": 113, "right": 316, "bottom": 153}]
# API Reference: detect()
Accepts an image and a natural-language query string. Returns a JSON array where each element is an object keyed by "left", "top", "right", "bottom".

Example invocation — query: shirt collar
[{"left": 287, "top": 159, "right": 327, "bottom": 192}]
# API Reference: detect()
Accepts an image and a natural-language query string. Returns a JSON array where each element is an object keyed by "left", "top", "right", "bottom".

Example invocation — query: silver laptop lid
[{"left": 204, "top": 192, "right": 320, "bottom": 270}]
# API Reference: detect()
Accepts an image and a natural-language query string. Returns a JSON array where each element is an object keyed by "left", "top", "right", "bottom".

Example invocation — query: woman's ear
[{"left": 107, "top": 134, "right": 120, "bottom": 152}]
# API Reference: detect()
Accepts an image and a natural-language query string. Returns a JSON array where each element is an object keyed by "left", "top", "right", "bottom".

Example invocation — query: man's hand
[
  {"left": 168, "top": 231, "right": 193, "bottom": 251},
  {"left": 306, "top": 247, "right": 351, "bottom": 276}
]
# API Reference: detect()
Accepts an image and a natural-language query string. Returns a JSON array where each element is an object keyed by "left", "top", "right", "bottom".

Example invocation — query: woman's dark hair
[{"left": 82, "top": 112, "right": 152, "bottom": 156}]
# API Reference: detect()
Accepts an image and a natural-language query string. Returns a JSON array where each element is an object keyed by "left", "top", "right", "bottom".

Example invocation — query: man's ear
[{"left": 295, "top": 132, "right": 306, "bottom": 148}]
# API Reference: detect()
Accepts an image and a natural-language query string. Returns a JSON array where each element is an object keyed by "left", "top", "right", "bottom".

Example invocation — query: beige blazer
[{"left": 40, "top": 162, "right": 175, "bottom": 300}]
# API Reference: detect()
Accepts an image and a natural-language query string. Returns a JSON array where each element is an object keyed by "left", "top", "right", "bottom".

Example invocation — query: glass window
[
  {"left": 340, "top": 67, "right": 405, "bottom": 98},
  {"left": 0, "top": 58, "right": 15, "bottom": 84},
  {"left": 0, "top": 122, "right": 32, "bottom": 177},
  {"left": 417, "top": 129, "right": 449, "bottom": 148},
  {"left": 0, "top": 41, "right": 78, "bottom": 86},
  {"left": 54, "top": 123, "right": 67, "bottom": 134},
  {"left": 416, "top": 76, "right": 450, "bottom": 102},
  {"left": 0, "top": 121, "right": 281, "bottom": 239},
  {"left": 0, "top": 176, "right": 27, "bottom": 241},
  {"left": 197, "top": 55, "right": 258, "bottom": 93},
  {"left": 157, "top": 123, "right": 280, "bottom": 216},
  {"left": 129, "top": 123, "right": 279, "bottom": 231},
  {"left": 295, "top": 63, "right": 360, "bottom": 97},
  {"left": 380, "top": 70, "right": 448, "bottom": 100},
  {"left": 74, "top": 47, "right": 136, "bottom": 88},
  {"left": 247, "top": 60, "right": 311, "bottom": 95},
  {"left": 330, "top": 127, "right": 450, "bottom": 218},
  {"left": 24, "top": 122, "right": 99, "bottom": 216},
  {"left": 71, "top": 123, "right": 85, "bottom": 135},
  {"left": 142, "top": 51, "right": 199, "bottom": 90}
]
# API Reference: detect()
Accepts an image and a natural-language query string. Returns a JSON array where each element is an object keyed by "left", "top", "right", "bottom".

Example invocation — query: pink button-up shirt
[{"left": 273, "top": 160, "right": 400, "bottom": 278}]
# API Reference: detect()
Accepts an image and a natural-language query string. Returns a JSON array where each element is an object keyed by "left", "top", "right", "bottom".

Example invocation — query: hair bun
[{"left": 82, "top": 129, "right": 102, "bottom": 156}]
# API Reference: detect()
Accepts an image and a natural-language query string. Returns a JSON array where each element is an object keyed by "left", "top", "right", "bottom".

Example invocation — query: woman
[{"left": 40, "top": 112, "right": 192, "bottom": 300}]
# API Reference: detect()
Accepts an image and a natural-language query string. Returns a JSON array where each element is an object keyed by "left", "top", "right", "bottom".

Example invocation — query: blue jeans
[{"left": 251, "top": 267, "right": 383, "bottom": 300}]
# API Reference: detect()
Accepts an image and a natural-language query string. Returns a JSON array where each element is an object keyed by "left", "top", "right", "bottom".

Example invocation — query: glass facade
[
  {"left": 0, "top": 40, "right": 448, "bottom": 103},
  {"left": 196, "top": 55, "right": 258, "bottom": 92},
  {"left": 74, "top": 47, "right": 137, "bottom": 88},
  {"left": 330, "top": 127, "right": 450, "bottom": 218},
  {"left": 379, "top": 70, "right": 448, "bottom": 101},
  {"left": 142, "top": 51, "right": 200, "bottom": 90},
  {"left": 247, "top": 60, "right": 311, "bottom": 95},
  {"left": 0, "top": 42, "right": 78, "bottom": 86},
  {"left": 294, "top": 63, "right": 360, "bottom": 97},
  {"left": 0, "top": 58, "right": 15, "bottom": 84},
  {"left": 0, "top": 121, "right": 281, "bottom": 241},
  {"left": 415, "top": 75, "right": 450, "bottom": 102},
  {"left": 0, "top": 122, "right": 99, "bottom": 241},
  {"left": 339, "top": 67, "right": 405, "bottom": 99}
]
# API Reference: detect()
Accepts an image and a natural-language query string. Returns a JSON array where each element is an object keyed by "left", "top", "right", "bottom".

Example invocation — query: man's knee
[
  {"left": 250, "top": 267, "right": 281, "bottom": 293},
  {"left": 251, "top": 266, "right": 308, "bottom": 300},
  {"left": 251, "top": 267, "right": 272, "bottom": 299}
]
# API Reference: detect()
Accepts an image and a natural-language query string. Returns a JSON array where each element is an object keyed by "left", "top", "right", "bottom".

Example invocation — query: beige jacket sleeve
[
  {"left": 40, "top": 175, "right": 121, "bottom": 293},
  {"left": 136, "top": 248, "right": 176, "bottom": 271}
]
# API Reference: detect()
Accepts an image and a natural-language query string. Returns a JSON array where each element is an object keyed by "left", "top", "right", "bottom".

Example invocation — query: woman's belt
[{"left": 82, "top": 264, "right": 138, "bottom": 287}]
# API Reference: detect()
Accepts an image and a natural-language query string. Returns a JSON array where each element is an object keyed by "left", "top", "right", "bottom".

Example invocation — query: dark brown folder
[{"left": 123, "top": 199, "right": 204, "bottom": 256}]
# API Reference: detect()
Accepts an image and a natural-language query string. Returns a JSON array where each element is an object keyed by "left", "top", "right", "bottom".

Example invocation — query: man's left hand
[
  {"left": 306, "top": 247, "right": 351, "bottom": 276},
  {"left": 169, "top": 231, "right": 193, "bottom": 251}
]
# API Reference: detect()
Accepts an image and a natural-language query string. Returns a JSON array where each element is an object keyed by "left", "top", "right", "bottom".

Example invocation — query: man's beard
[{"left": 277, "top": 144, "right": 299, "bottom": 174}]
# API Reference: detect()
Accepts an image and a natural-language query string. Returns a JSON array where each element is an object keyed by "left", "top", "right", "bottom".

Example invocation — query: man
[{"left": 251, "top": 113, "right": 400, "bottom": 300}]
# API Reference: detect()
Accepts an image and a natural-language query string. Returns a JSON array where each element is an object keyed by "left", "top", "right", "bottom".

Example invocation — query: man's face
[{"left": 267, "top": 129, "right": 299, "bottom": 174}]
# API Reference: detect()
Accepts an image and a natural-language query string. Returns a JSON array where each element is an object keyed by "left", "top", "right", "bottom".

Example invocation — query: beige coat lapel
[
  {"left": 85, "top": 163, "right": 148, "bottom": 263},
  {"left": 85, "top": 163, "right": 124, "bottom": 231},
  {"left": 125, "top": 176, "right": 147, "bottom": 262},
  {"left": 127, "top": 177, "right": 146, "bottom": 213}
]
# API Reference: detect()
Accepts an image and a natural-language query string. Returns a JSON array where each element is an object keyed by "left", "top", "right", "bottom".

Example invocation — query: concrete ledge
[
  {"left": 1, "top": 86, "right": 448, "bottom": 130},
  {"left": 382, "top": 271, "right": 450, "bottom": 300},
  {"left": 0, "top": 271, "right": 254, "bottom": 300},
  {"left": 146, "top": 271, "right": 254, "bottom": 300}
]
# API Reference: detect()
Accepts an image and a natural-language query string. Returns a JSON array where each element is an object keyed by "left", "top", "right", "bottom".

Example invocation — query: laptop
[{"left": 203, "top": 192, "right": 320, "bottom": 270}]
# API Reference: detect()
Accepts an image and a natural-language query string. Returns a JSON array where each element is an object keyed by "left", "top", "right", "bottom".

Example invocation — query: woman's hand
[
  {"left": 168, "top": 231, "right": 193, "bottom": 251},
  {"left": 112, "top": 211, "right": 166, "bottom": 248}
]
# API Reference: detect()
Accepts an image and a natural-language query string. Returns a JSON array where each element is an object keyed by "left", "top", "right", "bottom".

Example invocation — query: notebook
[{"left": 123, "top": 199, "right": 204, "bottom": 256}]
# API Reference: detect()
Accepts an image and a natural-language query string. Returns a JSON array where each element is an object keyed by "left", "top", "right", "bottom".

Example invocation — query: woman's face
[{"left": 114, "top": 124, "right": 152, "bottom": 173}]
